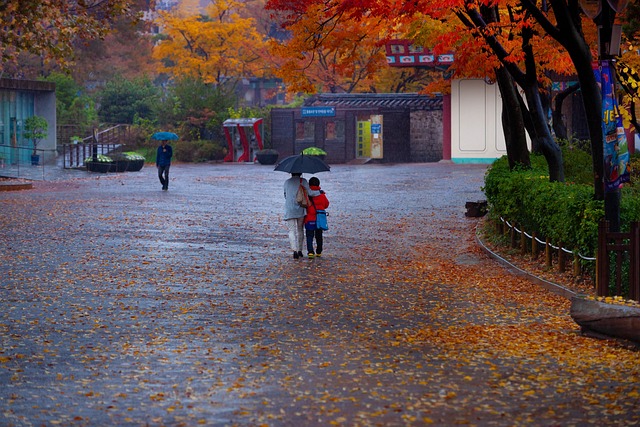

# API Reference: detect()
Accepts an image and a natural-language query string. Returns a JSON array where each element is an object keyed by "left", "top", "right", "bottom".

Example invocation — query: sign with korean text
[{"left": 302, "top": 107, "right": 336, "bottom": 117}]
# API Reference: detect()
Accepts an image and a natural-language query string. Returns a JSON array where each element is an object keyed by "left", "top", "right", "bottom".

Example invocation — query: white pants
[{"left": 286, "top": 217, "right": 305, "bottom": 252}]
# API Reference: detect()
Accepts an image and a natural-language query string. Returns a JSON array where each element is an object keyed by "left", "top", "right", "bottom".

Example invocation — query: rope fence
[{"left": 497, "top": 216, "right": 596, "bottom": 278}]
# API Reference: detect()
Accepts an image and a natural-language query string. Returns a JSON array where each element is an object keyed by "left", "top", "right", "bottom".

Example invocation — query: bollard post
[
  {"left": 558, "top": 242, "right": 565, "bottom": 273},
  {"left": 597, "top": 220, "right": 609, "bottom": 297},
  {"left": 532, "top": 232, "right": 539, "bottom": 258},
  {"left": 521, "top": 228, "right": 527, "bottom": 255},
  {"left": 573, "top": 253, "right": 581, "bottom": 278},
  {"left": 510, "top": 225, "right": 517, "bottom": 248},
  {"left": 545, "top": 238, "right": 552, "bottom": 268}
]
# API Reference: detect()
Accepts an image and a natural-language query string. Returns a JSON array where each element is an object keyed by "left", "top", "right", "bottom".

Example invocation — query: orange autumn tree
[
  {"left": 401, "top": 0, "right": 579, "bottom": 180},
  {"left": 265, "top": 1, "right": 389, "bottom": 93},
  {"left": 276, "top": 0, "right": 572, "bottom": 177},
  {"left": 153, "top": 0, "right": 267, "bottom": 98},
  {"left": 265, "top": 0, "right": 440, "bottom": 94}
]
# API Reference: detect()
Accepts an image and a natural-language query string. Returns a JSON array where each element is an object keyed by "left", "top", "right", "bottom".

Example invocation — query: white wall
[{"left": 451, "top": 79, "right": 507, "bottom": 163}]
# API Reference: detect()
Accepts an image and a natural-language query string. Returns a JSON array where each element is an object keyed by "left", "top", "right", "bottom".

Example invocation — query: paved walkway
[{"left": 1, "top": 162, "right": 638, "bottom": 426}]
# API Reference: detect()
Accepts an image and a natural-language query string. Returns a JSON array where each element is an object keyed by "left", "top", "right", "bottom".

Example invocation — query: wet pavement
[{"left": 1, "top": 162, "right": 639, "bottom": 426}]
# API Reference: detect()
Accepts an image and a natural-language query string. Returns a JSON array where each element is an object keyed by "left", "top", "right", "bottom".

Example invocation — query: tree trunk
[
  {"left": 523, "top": 83, "right": 565, "bottom": 182},
  {"left": 519, "top": 25, "right": 565, "bottom": 182},
  {"left": 552, "top": 83, "right": 580, "bottom": 141},
  {"left": 462, "top": 5, "right": 563, "bottom": 181},
  {"left": 495, "top": 66, "right": 530, "bottom": 169},
  {"left": 520, "top": 0, "right": 604, "bottom": 198}
]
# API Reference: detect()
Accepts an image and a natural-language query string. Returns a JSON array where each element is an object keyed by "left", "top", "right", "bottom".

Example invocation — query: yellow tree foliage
[{"left": 153, "top": 0, "right": 267, "bottom": 93}]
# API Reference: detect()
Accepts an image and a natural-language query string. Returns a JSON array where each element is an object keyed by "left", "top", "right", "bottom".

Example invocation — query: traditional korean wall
[{"left": 410, "top": 110, "right": 443, "bottom": 162}]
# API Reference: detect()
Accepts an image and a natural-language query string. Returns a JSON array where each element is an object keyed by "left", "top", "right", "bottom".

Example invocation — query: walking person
[
  {"left": 284, "top": 173, "right": 319, "bottom": 259},
  {"left": 156, "top": 139, "right": 173, "bottom": 191},
  {"left": 304, "top": 177, "right": 329, "bottom": 258}
]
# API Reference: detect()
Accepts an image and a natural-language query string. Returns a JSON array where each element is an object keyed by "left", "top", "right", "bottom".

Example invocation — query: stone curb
[
  {"left": 0, "top": 181, "right": 33, "bottom": 191},
  {"left": 475, "top": 223, "right": 577, "bottom": 300}
]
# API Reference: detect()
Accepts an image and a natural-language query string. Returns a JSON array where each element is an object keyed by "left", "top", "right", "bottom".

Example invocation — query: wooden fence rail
[
  {"left": 496, "top": 217, "right": 640, "bottom": 302},
  {"left": 496, "top": 218, "right": 595, "bottom": 279},
  {"left": 597, "top": 220, "right": 640, "bottom": 300}
]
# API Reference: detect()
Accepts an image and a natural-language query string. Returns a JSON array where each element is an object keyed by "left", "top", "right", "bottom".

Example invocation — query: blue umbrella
[{"left": 152, "top": 131, "right": 179, "bottom": 141}]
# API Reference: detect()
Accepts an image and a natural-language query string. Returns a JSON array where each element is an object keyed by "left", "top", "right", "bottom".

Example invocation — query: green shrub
[
  {"left": 85, "top": 154, "right": 113, "bottom": 163},
  {"left": 561, "top": 145, "right": 595, "bottom": 185},
  {"left": 173, "top": 140, "right": 227, "bottom": 163},
  {"left": 484, "top": 155, "right": 604, "bottom": 257}
]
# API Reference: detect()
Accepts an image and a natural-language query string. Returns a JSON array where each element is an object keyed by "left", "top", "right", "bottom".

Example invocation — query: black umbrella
[{"left": 274, "top": 154, "right": 330, "bottom": 174}]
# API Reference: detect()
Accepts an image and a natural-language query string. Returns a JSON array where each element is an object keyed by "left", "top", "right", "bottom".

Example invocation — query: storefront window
[
  {"left": 295, "top": 121, "right": 314, "bottom": 140},
  {"left": 325, "top": 120, "right": 344, "bottom": 141}
]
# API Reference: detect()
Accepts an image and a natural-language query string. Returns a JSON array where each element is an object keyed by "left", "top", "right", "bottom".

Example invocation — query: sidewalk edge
[{"left": 475, "top": 224, "right": 577, "bottom": 300}]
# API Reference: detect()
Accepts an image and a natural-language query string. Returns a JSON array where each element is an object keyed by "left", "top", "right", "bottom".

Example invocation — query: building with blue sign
[{"left": 270, "top": 93, "right": 443, "bottom": 164}]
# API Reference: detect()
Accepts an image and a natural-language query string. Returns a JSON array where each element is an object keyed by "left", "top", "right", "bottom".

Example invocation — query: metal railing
[
  {"left": 62, "top": 125, "right": 130, "bottom": 169},
  {"left": 63, "top": 143, "right": 123, "bottom": 169},
  {"left": 0, "top": 145, "right": 54, "bottom": 181}
]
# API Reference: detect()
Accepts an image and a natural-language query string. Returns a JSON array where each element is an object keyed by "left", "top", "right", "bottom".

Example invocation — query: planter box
[
  {"left": 126, "top": 159, "right": 144, "bottom": 172},
  {"left": 256, "top": 152, "right": 279, "bottom": 165},
  {"left": 86, "top": 160, "right": 144, "bottom": 173},
  {"left": 570, "top": 296, "right": 640, "bottom": 343},
  {"left": 86, "top": 161, "right": 114, "bottom": 173}
]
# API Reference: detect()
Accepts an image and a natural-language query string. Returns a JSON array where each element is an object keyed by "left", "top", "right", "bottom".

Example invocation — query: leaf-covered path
[{"left": 1, "top": 163, "right": 638, "bottom": 426}]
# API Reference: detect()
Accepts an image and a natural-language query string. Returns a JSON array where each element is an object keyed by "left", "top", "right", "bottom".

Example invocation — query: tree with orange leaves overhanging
[{"left": 265, "top": 2, "right": 389, "bottom": 93}]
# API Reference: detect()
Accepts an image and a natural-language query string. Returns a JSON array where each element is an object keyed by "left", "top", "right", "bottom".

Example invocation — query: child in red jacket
[{"left": 304, "top": 177, "right": 330, "bottom": 258}]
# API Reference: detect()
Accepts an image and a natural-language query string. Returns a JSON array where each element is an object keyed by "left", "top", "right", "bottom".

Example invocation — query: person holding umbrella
[
  {"left": 276, "top": 153, "right": 330, "bottom": 259},
  {"left": 154, "top": 132, "right": 177, "bottom": 191},
  {"left": 284, "top": 173, "right": 320, "bottom": 259}
]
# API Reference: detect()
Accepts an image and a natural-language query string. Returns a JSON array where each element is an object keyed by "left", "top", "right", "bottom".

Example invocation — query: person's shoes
[
  {"left": 293, "top": 251, "right": 299, "bottom": 259},
  {"left": 315, "top": 253, "right": 321, "bottom": 257},
  {"left": 297, "top": 251, "right": 303, "bottom": 259},
  {"left": 308, "top": 253, "right": 315, "bottom": 258}
]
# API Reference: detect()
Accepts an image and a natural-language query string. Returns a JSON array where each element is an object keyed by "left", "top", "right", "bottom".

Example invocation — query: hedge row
[{"left": 484, "top": 152, "right": 640, "bottom": 258}]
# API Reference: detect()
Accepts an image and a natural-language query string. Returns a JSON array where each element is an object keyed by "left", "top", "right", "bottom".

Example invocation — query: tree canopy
[
  {"left": 153, "top": 0, "right": 267, "bottom": 97},
  {"left": 0, "top": 0, "right": 138, "bottom": 75}
]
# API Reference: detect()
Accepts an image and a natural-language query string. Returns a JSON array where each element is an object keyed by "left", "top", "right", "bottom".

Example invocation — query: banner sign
[
  {"left": 301, "top": 107, "right": 335, "bottom": 117},
  {"left": 594, "top": 60, "right": 630, "bottom": 192}
]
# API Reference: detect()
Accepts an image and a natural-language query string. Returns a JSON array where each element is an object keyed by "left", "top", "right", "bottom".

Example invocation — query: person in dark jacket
[{"left": 156, "top": 140, "right": 173, "bottom": 191}]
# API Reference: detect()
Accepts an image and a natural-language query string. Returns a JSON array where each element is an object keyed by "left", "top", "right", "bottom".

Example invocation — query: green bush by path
[
  {"left": 173, "top": 140, "right": 228, "bottom": 163},
  {"left": 485, "top": 153, "right": 640, "bottom": 259}
]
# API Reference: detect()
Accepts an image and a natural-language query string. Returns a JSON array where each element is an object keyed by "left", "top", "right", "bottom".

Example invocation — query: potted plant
[
  {"left": 23, "top": 115, "right": 48, "bottom": 165},
  {"left": 110, "top": 152, "right": 146, "bottom": 172},
  {"left": 255, "top": 148, "right": 279, "bottom": 165},
  {"left": 302, "top": 146, "right": 327, "bottom": 160},
  {"left": 85, "top": 154, "right": 115, "bottom": 173}
]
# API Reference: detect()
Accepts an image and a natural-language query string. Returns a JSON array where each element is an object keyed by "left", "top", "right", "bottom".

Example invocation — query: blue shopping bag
[{"left": 316, "top": 210, "right": 328, "bottom": 231}]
